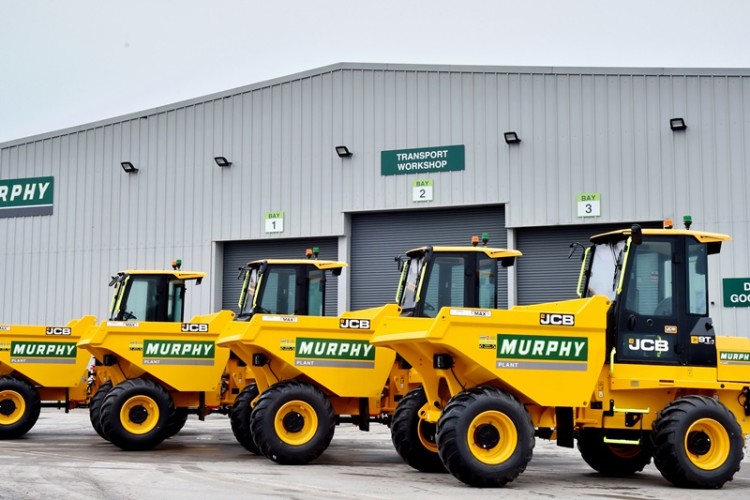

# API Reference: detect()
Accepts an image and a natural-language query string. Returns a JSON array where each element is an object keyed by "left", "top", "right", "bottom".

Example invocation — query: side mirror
[{"left": 631, "top": 224, "right": 643, "bottom": 245}]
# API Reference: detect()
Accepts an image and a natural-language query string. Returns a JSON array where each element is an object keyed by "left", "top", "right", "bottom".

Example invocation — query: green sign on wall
[
  {"left": 723, "top": 278, "right": 750, "bottom": 307},
  {"left": 0, "top": 176, "right": 54, "bottom": 218},
  {"left": 381, "top": 145, "right": 465, "bottom": 176}
]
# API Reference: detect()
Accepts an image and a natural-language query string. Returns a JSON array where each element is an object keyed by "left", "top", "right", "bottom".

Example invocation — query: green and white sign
[
  {"left": 295, "top": 337, "right": 375, "bottom": 368},
  {"left": 265, "top": 211, "right": 284, "bottom": 233},
  {"left": 10, "top": 341, "right": 77, "bottom": 364},
  {"left": 0, "top": 176, "right": 54, "bottom": 218},
  {"left": 723, "top": 278, "right": 750, "bottom": 307},
  {"left": 381, "top": 145, "right": 465, "bottom": 176},
  {"left": 576, "top": 193, "right": 600, "bottom": 218},
  {"left": 143, "top": 340, "right": 214, "bottom": 365},
  {"left": 496, "top": 334, "right": 587, "bottom": 361},
  {"left": 412, "top": 179, "right": 434, "bottom": 202}
]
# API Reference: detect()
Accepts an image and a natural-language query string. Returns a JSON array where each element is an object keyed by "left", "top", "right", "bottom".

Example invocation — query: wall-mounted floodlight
[
  {"left": 214, "top": 156, "right": 232, "bottom": 167},
  {"left": 670, "top": 118, "right": 687, "bottom": 131},
  {"left": 504, "top": 131, "right": 521, "bottom": 144},
  {"left": 120, "top": 161, "right": 138, "bottom": 173},
  {"left": 335, "top": 145, "right": 352, "bottom": 158}
]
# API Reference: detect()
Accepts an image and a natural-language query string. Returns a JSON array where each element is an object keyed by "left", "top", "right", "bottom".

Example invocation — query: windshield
[
  {"left": 584, "top": 239, "right": 627, "bottom": 301},
  {"left": 398, "top": 254, "right": 427, "bottom": 312}
]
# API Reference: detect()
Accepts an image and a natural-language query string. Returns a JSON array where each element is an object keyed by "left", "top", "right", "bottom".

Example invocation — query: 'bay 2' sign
[
  {"left": 0, "top": 176, "right": 54, "bottom": 218},
  {"left": 381, "top": 145, "right": 465, "bottom": 176}
]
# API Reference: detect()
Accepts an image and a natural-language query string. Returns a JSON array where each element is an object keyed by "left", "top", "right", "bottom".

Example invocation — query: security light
[
  {"left": 120, "top": 161, "right": 138, "bottom": 173},
  {"left": 504, "top": 131, "right": 521, "bottom": 144},
  {"left": 335, "top": 145, "right": 352, "bottom": 158},
  {"left": 214, "top": 156, "right": 232, "bottom": 167},
  {"left": 670, "top": 118, "right": 687, "bottom": 131}
]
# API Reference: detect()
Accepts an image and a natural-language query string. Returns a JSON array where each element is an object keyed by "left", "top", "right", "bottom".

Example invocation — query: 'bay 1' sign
[
  {"left": 723, "top": 278, "right": 750, "bottom": 307},
  {"left": 381, "top": 145, "right": 465, "bottom": 176},
  {"left": 0, "top": 176, "right": 54, "bottom": 218}
]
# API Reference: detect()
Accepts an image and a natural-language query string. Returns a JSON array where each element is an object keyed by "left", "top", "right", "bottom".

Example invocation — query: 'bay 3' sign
[{"left": 0, "top": 176, "right": 54, "bottom": 218}]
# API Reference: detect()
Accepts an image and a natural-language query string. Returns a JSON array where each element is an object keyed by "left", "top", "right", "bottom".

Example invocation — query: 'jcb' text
[
  {"left": 539, "top": 313, "right": 575, "bottom": 326},
  {"left": 46, "top": 327, "right": 72, "bottom": 335},
  {"left": 628, "top": 338, "right": 669, "bottom": 352},
  {"left": 339, "top": 319, "right": 371, "bottom": 329},
  {"left": 181, "top": 323, "right": 209, "bottom": 333}
]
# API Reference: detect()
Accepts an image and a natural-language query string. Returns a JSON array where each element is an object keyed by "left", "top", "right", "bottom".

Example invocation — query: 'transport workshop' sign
[
  {"left": 381, "top": 145, "right": 465, "bottom": 176},
  {"left": 0, "top": 176, "right": 54, "bottom": 218}
]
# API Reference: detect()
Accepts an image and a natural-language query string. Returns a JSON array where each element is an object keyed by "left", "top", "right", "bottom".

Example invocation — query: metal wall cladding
[{"left": 2, "top": 64, "right": 750, "bottom": 333}]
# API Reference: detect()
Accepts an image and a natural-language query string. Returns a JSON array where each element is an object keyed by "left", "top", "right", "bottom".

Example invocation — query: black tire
[
  {"left": 100, "top": 378, "right": 175, "bottom": 451},
  {"left": 166, "top": 408, "right": 189, "bottom": 438},
  {"left": 250, "top": 380, "right": 335, "bottom": 464},
  {"left": 391, "top": 387, "right": 445, "bottom": 472},
  {"left": 577, "top": 428, "right": 652, "bottom": 475},
  {"left": 0, "top": 377, "right": 41, "bottom": 439},
  {"left": 89, "top": 381, "right": 113, "bottom": 441},
  {"left": 230, "top": 383, "right": 261, "bottom": 454},
  {"left": 436, "top": 386, "right": 534, "bottom": 487},
  {"left": 652, "top": 395, "right": 744, "bottom": 488}
]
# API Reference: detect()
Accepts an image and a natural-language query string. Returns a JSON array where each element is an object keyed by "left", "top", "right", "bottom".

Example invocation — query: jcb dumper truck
[{"left": 372, "top": 219, "right": 749, "bottom": 489}]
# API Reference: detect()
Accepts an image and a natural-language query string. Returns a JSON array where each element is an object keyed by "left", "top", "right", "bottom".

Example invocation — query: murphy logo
[
  {"left": 46, "top": 327, "right": 71, "bottom": 336},
  {"left": 10, "top": 341, "right": 77, "bottom": 364},
  {"left": 143, "top": 340, "right": 215, "bottom": 366},
  {"left": 720, "top": 351, "right": 750, "bottom": 364},
  {"left": 339, "top": 319, "right": 371, "bottom": 329},
  {"left": 539, "top": 313, "right": 575, "bottom": 326},
  {"left": 295, "top": 337, "right": 375, "bottom": 368},
  {"left": 180, "top": 323, "right": 209, "bottom": 333},
  {"left": 496, "top": 334, "right": 588, "bottom": 371},
  {"left": 0, "top": 176, "right": 54, "bottom": 218}
]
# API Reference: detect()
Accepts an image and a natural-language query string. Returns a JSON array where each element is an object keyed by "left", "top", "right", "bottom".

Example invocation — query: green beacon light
[
  {"left": 683, "top": 215, "right": 693, "bottom": 230},
  {"left": 481, "top": 233, "right": 490, "bottom": 246}
]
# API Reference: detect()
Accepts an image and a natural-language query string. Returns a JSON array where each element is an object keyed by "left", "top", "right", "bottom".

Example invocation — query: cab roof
[
  {"left": 246, "top": 259, "right": 348, "bottom": 270},
  {"left": 122, "top": 270, "right": 206, "bottom": 280},
  {"left": 407, "top": 246, "right": 523, "bottom": 259},
  {"left": 590, "top": 228, "right": 732, "bottom": 245}
]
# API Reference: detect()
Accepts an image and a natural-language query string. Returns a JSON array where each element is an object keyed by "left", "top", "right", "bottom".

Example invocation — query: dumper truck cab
[
  {"left": 371, "top": 219, "right": 750, "bottom": 489},
  {"left": 218, "top": 237, "right": 521, "bottom": 468}
]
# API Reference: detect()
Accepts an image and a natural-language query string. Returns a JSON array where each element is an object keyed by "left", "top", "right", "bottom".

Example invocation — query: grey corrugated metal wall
[
  {"left": 1, "top": 63, "right": 750, "bottom": 335},
  {"left": 350, "top": 206, "right": 507, "bottom": 310}
]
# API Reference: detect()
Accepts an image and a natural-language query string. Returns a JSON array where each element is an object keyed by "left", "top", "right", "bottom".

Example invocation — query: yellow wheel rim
[
  {"left": 417, "top": 419, "right": 439, "bottom": 453},
  {"left": 120, "top": 395, "right": 160, "bottom": 435},
  {"left": 0, "top": 390, "right": 25, "bottom": 426},
  {"left": 274, "top": 400, "right": 318, "bottom": 446},
  {"left": 685, "top": 418, "right": 730, "bottom": 471},
  {"left": 467, "top": 410, "right": 517, "bottom": 465}
]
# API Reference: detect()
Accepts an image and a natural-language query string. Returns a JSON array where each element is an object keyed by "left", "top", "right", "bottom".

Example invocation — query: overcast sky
[{"left": 1, "top": 0, "right": 749, "bottom": 144}]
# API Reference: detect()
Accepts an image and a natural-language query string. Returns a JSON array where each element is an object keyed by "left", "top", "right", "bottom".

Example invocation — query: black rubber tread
[
  {"left": 391, "top": 387, "right": 446, "bottom": 472},
  {"left": 100, "top": 378, "right": 175, "bottom": 451},
  {"left": 652, "top": 395, "right": 744, "bottom": 488},
  {"left": 166, "top": 408, "right": 189, "bottom": 438},
  {"left": 89, "top": 381, "right": 113, "bottom": 441},
  {"left": 436, "top": 386, "right": 535, "bottom": 487},
  {"left": 230, "top": 383, "right": 261, "bottom": 454},
  {"left": 0, "top": 376, "right": 41, "bottom": 439},
  {"left": 250, "top": 380, "right": 335, "bottom": 464},
  {"left": 577, "top": 428, "right": 652, "bottom": 475}
]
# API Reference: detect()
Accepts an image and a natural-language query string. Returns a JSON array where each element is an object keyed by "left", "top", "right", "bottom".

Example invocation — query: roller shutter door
[
  {"left": 222, "top": 238, "right": 339, "bottom": 315},
  {"left": 516, "top": 222, "right": 660, "bottom": 305},
  {"left": 350, "top": 206, "right": 507, "bottom": 310}
]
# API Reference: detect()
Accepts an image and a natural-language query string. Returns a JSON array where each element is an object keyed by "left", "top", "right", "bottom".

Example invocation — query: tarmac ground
[{"left": 2, "top": 408, "right": 750, "bottom": 499}]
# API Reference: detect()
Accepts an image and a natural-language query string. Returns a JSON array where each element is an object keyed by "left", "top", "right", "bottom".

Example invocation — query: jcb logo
[
  {"left": 181, "top": 323, "right": 209, "bottom": 333},
  {"left": 539, "top": 313, "right": 575, "bottom": 326},
  {"left": 45, "top": 327, "right": 71, "bottom": 335},
  {"left": 628, "top": 338, "right": 670, "bottom": 352},
  {"left": 340, "top": 319, "right": 371, "bottom": 329}
]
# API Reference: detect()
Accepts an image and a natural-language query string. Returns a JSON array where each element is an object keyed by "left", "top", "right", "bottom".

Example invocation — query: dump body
[
  {"left": 0, "top": 315, "right": 98, "bottom": 403},
  {"left": 78, "top": 310, "right": 235, "bottom": 406}
]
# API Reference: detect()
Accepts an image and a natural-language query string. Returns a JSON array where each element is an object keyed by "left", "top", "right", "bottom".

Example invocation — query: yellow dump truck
[{"left": 372, "top": 219, "right": 749, "bottom": 489}]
